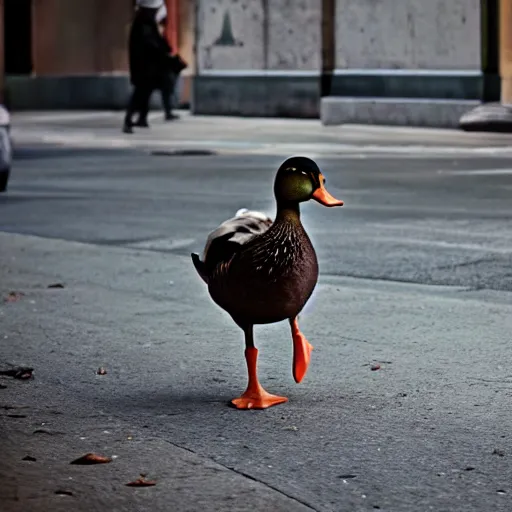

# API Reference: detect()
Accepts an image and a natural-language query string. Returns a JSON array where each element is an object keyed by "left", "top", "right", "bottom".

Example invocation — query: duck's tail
[{"left": 191, "top": 252, "right": 209, "bottom": 284}]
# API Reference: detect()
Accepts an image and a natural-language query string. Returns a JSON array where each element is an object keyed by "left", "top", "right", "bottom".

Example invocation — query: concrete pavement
[
  {"left": 1, "top": 112, "right": 512, "bottom": 511},
  {"left": 1, "top": 231, "right": 511, "bottom": 512},
  {"left": 9, "top": 110, "right": 512, "bottom": 157}
]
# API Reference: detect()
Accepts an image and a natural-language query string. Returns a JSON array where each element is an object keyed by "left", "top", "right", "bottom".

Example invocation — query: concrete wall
[
  {"left": 31, "top": 0, "right": 131, "bottom": 75},
  {"left": 335, "top": 0, "right": 481, "bottom": 70},
  {"left": 192, "top": 0, "right": 322, "bottom": 117},
  {"left": 6, "top": 0, "right": 133, "bottom": 110},
  {"left": 322, "top": 0, "right": 485, "bottom": 127}
]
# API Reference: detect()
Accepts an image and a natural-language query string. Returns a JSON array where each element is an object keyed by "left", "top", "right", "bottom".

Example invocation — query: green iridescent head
[{"left": 273, "top": 156, "right": 343, "bottom": 207}]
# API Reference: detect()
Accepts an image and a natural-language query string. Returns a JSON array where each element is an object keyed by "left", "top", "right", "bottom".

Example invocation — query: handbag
[{"left": 168, "top": 54, "right": 187, "bottom": 74}]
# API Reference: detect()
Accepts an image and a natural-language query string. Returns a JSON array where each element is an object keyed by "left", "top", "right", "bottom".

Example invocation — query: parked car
[{"left": 0, "top": 105, "right": 11, "bottom": 192}]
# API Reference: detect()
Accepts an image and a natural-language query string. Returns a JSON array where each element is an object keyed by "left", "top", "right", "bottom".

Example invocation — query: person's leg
[
  {"left": 135, "top": 84, "right": 153, "bottom": 127},
  {"left": 159, "top": 73, "right": 173, "bottom": 119},
  {"left": 123, "top": 86, "right": 142, "bottom": 134},
  {"left": 163, "top": 72, "right": 180, "bottom": 121}
]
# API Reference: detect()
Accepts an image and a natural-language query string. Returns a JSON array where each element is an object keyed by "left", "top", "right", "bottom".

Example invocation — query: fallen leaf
[
  {"left": 97, "top": 367, "right": 107, "bottom": 375},
  {"left": 48, "top": 283, "right": 65, "bottom": 289},
  {"left": 493, "top": 448, "right": 505, "bottom": 457},
  {"left": 4, "top": 291, "right": 24, "bottom": 303},
  {"left": 33, "top": 429, "right": 63, "bottom": 436},
  {"left": 70, "top": 453, "right": 112, "bottom": 465},
  {"left": 22, "top": 455, "right": 37, "bottom": 462},
  {"left": 126, "top": 477, "right": 157, "bottom": 487},
  {"left": 0, "top": 367, "right": 34, "bottom": 380},
  {"left": 282, "top": 426, "right": 298, "bottom": 431},
  {"left": 370, "top": 364, "right": 381, "bottom": 371}
]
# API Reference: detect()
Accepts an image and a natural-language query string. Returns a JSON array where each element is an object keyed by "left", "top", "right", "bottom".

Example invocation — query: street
[{"left": 1, "top": 112, "right": 512, "bottom": 511}]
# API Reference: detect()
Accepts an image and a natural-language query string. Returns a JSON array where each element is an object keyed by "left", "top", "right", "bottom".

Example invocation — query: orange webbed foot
[
  {"left": 232, "top": 346, "right": 288, "bottom": 409},
  {"left": 231, "top": 389, "right": 288, "bottom": 410},
  {"left": 291, "top": 319, "right": 313, "bottom": 383}
]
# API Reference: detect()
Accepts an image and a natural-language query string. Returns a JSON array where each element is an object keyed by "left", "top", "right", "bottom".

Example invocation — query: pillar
[
  {"left": 165, "top": 0, "right": 179, "bottom": 52},
  {"left": 500, "top": 0, "right": 512, "bottom": 102},
  {"left": 321, "top": 0, "right": 335, "bottom": 97}
]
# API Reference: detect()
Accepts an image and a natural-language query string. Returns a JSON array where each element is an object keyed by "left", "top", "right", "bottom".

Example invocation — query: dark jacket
[{"left": 128, "top": 9, "right": 171, "bottom": 87}]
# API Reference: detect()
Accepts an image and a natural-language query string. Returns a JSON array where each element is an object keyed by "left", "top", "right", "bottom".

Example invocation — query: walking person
[{"left": 123, "top": 0, "right": 169, "bottom": 134}]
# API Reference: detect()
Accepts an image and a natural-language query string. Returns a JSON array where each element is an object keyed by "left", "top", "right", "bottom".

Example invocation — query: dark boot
[
  {"left": 165, "top": 111, "right": 180, "bottom": 121},
  {"left": 134, "top": 118, "right": 150, "bottom": 128}
]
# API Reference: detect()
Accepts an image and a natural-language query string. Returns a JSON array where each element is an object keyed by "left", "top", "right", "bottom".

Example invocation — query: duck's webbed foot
[
  {"left": 231, "top": 346, "right": 288, "bottom": 409},
  {"left": 290, "top": 317, "right": 313, "bottom": 383},
  {"left": 231, "top": 386, "right": 288, "bottom": 410}
]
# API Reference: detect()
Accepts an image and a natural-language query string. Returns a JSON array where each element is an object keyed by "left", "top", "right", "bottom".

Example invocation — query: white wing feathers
[{"left": 202, "top": 208, "right": 273, "bottom": 261}]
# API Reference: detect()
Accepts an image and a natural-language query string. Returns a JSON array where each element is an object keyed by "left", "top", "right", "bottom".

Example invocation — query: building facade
[
  {"left": 1, "top": 0, "right": 511, "bottom": 127},
  {"left": 1, "top": 0, "right": 195, "bottom": 109}
]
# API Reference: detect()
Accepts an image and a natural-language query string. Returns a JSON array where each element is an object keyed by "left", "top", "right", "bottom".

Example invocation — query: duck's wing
[{"left": 191, "top": 209, "right": 273, "bottom": 284}]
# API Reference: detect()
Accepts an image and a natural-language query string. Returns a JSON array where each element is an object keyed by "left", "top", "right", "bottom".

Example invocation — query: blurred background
[{"left": 0, "top": 0, "right": 506, "bottom": 127}]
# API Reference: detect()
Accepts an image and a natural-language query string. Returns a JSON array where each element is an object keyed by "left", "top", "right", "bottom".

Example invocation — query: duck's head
[{"left": 273, "top": 156, "right": 344, "bottom": 207}]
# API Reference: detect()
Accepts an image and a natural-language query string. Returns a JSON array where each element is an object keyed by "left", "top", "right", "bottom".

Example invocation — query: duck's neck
[{"left": 275, "top": 201, "right": 301, "bottom": 225}]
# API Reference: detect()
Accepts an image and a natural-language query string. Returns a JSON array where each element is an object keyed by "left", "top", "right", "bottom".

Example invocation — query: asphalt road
[
  {"left": 1, "top": 114, "right": 512, "bottom": 512},
  {"left": 4, "top": 144, "right": 512, "bottom": 291}
]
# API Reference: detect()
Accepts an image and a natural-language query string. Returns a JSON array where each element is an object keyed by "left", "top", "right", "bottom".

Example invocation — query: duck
[{"left": 191, "top": 156, "right": 343, "bottom": 409}]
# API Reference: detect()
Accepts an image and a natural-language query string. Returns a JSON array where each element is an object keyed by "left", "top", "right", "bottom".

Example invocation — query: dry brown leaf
[
  {"left": 70, "top": 453, "right": 112, "bottom": 465},
  {"left": 126, "top": 477, "right": 157, "bottom": 487},
  {"left": 4, "top": 291, "right": 25, "bottom": 303}
]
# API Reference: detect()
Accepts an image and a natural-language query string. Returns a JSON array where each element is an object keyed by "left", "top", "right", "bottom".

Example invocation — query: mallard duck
[{"left": 191, "top": 156, "right": 343, "bottom": 409}]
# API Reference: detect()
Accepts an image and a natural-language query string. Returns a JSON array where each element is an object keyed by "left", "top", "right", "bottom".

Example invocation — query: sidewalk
[
  {"left": 0, "top": 232, "right": 314, "bottom": 512},
  {"left": 1, "top": 230, "right": 511, "bottom": 512},
  {"left": 10, "top": 110, "right": 512, "bottom": 158}
]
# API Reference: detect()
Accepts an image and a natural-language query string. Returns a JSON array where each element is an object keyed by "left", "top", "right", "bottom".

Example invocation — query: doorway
[{"left": 4, "top": 0, "right": 33, "bottom": 75}]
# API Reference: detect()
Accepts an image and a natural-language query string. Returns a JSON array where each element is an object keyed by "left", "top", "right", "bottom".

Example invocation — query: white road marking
[
  {"left": 440, "top": 168, "right": 512, "bottom": 176},
  {"left": 127, "top": 238, "right": 196, "bottom": 250},
  {"left": 368, "top": 222, "right": 512, "bottom": 240},
  {"left": 356, "top": 234, "right": 512, "bottom": 254}
]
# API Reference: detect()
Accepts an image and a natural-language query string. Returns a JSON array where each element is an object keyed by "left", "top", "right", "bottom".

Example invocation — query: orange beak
[{"left": 311, "top": 175, "right": 344, "bottom": 207}]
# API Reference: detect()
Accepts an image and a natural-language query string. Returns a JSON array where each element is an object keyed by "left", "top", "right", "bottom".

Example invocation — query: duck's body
[
  {"left": 196, "top": 208, "right": 318, "bottom": 326},
  {"left": 192, "top": 157, "right": 343, "bottom": 409}
]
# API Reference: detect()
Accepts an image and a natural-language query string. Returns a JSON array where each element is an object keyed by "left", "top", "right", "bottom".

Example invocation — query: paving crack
[
  {"left": 157, "top": 438, "right": 320, "bottom": 511},
  {"left": 433, "top": 256, "right": 497, "bottom": 272}
]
